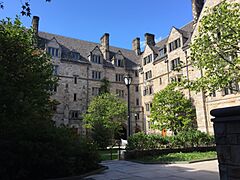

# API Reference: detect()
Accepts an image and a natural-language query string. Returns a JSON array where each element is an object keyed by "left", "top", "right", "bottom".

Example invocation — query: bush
[
  {"left": 126, "top": 130, "right": 215, "bottom": 151},
  {"left": 126, "top": 132, "right": 169, "bottom": 151},
  {"left": 170, "top": 129, "right": 215, "bottom": 148},
  {"left": 0, "top": 124, "right": 100, "bottom": 180}
]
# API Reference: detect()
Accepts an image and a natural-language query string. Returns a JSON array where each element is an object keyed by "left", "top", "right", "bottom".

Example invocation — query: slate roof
[
  {"left": 153, "top": 21, "right": 194, "bottom": 61},
  {"left": 38, "top": 31, "right": 139, "bottom": 69}
]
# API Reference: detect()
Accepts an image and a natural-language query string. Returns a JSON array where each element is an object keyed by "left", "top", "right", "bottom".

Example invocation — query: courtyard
[{"left": 85, "top": 160, "right": 219, "bottom": 180}]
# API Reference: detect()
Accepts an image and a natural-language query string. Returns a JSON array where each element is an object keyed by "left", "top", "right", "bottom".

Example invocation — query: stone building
[{"left": 33, "top": 0, "right": 239, "bottom": 136}]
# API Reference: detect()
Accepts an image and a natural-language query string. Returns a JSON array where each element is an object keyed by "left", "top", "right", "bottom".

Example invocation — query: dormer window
[
  {"left": 143, "top": 54, "right": 152, "bottom": 65},
  {"left": 159, "top": 46, "right": 167, "bottom": 58},
  {"left": 71, "top": 52, "right": 80, "bottom": 60},
  {"left": 47, "top": 47, "right": 59, "bottom": 57},
  {"left": 92, "top": 55, "right": 101, "bottom": 64},
  {"left": 115, "top": 59, "right": 124, "bottom": 67},
  {"left": 169, "top": 38, "right": 181, "bottom": 52}
]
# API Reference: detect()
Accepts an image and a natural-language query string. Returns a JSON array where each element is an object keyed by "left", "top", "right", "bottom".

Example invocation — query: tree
[
  {"left": 150, "top": 85, "right": 196, "bottom": 135},
  {"left": 0, "top": 0, "right": 51, "bottom": 16},
  {"left": 187, "top": 1, "right": 240, "bottom": 93},
  {"left": 0, "top": 18, "right": 100, "bottom": 180},
  {"left": 99, "top": 77, "right": 110, "bottom": 94},
  {"left": 84, "top": 93, "right": 127, "bottom": 148}
]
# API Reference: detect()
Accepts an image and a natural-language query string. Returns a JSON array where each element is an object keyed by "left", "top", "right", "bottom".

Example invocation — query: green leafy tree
[
  {"left": 99, "top": 77, "right": 110, "bottom": 94},
  {"left": 0, "top": 18, "right": 100, "bottom": 180},
  {"left": 187, "top": 1, "right": 240, "bottom": 93},
  {"left": 84, "top": 93, "right": 127, "bottom": 148},
  {"left": 150, "top": 85, "right": 196, "bottom": 135}
]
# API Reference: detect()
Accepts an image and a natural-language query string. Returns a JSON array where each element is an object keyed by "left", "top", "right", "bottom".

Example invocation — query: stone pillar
[
  {"left": 100, "top": 33, "right": 110, "bottom": 60},
  {"left": 144, "top": 33, "right": 155, "bottom": 46},
  {"left": 191, "top": 0, "right": 204, "bottom": 24},
  {"left": 211, "top": 105, "right": 240, "bottom": 180},
  {"left": 132, "top": 37, "right": 141, "bottom": 55}
]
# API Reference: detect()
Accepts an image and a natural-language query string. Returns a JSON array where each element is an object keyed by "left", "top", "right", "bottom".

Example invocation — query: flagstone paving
[{"left": 85, "top": 160, "right": 219, "bottom": 180}]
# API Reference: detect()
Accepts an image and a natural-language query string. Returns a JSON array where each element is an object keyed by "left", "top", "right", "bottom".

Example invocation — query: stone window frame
[
  {"left": 47, "top": 47, "right": 59, "bottom": 57},
  {"left": 143, "top": 54, "right": 153, "bottom": 66},
  {"left": 169, "top": 38, "right": 181, "bottom": 52}
]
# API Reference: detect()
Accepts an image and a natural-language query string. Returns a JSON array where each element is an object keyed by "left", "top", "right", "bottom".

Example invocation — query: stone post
[{"left": 211, "top": 105, "right": 240, "bottom": 180}]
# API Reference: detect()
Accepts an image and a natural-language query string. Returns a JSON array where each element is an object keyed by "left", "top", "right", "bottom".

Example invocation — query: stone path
[{"left": 85, "top": 160, "right": 219, "bottom": 180}]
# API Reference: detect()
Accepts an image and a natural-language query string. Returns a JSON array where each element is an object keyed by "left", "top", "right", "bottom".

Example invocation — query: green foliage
[
  {"left": 0, "top": 18, "right": 100, "bottom": 179},
  {"left": 126, "top": 130, "right": 215, "bottom": 151},
  {"left": 187, "top": 1, "right": 240, "bottom": 93},
  {"left": 170, "top": 129, "right": 215, "bottom": 148},
  {"left": 84, "top": 93, "right": 127, "bottom": 148},
  {"left": 99, "top": 77, "right": 110, "bottom": 94},
  {"left": 150, "top": 85, "right": 196, "bottom": 135},
  {"left": 126, "top": 132, "right": 169, "bottom": 151}
]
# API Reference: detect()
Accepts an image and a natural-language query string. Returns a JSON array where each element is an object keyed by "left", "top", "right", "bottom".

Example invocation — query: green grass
[
  {"left": 99, "top": 149, "right": 119, "bottom": 161},
  {"left": 135, "top": 151, "right": 217, "bottom": 163}
]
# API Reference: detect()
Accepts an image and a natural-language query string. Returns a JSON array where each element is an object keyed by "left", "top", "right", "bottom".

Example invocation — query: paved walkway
[{"left": 85, "top": 160, "right": 219, "bottom": 180}]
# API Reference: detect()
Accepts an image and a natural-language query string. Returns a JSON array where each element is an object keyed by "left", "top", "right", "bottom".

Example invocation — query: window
[
  {"left": 92, "top": 71, "right": 101, "bottom": 80},
  {"left": 92, "top": 87, "right": 100, "bottom": 96},
  {"left": 71, "top": 52, "right": 80, "bottom": 60},
  {"left": 143, "top": 87, "right": 148, "bottom": 96},
  {"left": 149, "top": 86, "right": 153, "bottom": 95},
  {"left": 70, "top": 111, "right": 80, "bottom": 120},
  {"left": 143, "top": 54, "right": 152, "bottom": 65},
  {"left": 145, "top": 70, "right": 152, "bottom": 80},
  {"left": 53, "top": 65, "right": 59, "bottom": 75},
  {"left": 136, "top": 98, "right": 139, "bottom": 106},
  {"left": 145, "top": 103, "right": 152, "bottom": 111},
  {"left": 170, "top": 76, "right": 182, "bottom": 83},
  {"left": 222, "top": 82, "right": 239, "bottom": 96},
  {"left": 135, "top": 70, "right": 138, "bottom": 77},
  {"left": 135, "top": 113, "right": 140, "bottom": 120},
  {"left": 116, "top": 59, "right": 124, "bottom": 67},
  {"left": 209, "top": 91, "right": 216, "bottom": 97},
  {"left": 115, "top": 74, "right": 124, "bottom": 82},
  {"left": 169, "top": 38, "right": 181, "bottom": 52},
  {"left": 116, "top": 89, "right": 124, "bottom": 98},
  {"left": 74, "top": 76, "right": 78, "bottom": 84},
  {"left": 159, "top": 46, "right": 167, "bottom": 58},
  {"left": 135, "top": 85, "right": 139, "bottom": 92},
  {"left": 92, "top": 55, "right": 101, "bottom": 64},
  {"left": 159, "top": 78, "right": 162, "bottom": 85},
  {"left": 170, "top": 58, "right": 181, "bottom": 70},
  {"left": 74, "top": 93, "right": 77, "bottom": 101},
  {"left": 47, "top": 47, "right": 59, "bottom": 57}
]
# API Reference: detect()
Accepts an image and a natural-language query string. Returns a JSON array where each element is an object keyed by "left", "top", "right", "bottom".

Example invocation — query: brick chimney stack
[
  {"left": 144, "top": 33, "right": 155, "bottom": 46},
  {"left": 32, "top": 16, "right": 39, "bottom": 35},
  {"left": 132, "top": 37, "right": 141, "bottom": 55},
  {"left": 100, "top": 33, "right": 110, "bottom": 60},
  {"left": 191, "top": 0, "right": 205, "bottom": 24}
]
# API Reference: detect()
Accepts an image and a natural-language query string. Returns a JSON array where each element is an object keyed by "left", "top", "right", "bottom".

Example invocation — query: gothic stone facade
[{"left": 33, "top": 0, "right": 240, "bottom": 135}]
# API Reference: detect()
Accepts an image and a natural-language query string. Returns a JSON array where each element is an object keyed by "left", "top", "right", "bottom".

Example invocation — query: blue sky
[{"left": 0, "top": 0, "right": 193, "bottom": 49}]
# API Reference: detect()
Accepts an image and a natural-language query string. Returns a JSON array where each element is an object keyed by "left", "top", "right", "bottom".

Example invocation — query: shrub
[
  {"left": 170, "top": 129, "right": 215, "bottom": 148},
  {"left": 0, "top": 125, "right": 100, "bottom": 180},
  {"left": 126, "top": 132, "right": 169, "bottom": 151}
]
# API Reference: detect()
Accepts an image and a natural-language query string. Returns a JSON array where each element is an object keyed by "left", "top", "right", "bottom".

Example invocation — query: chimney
[
  {"left": 191, "top": 0, "right": 204, "bottom": 24},
  {"left": 100, "top": 33, "right": 110, "bottom": 60},
  {"left": 132, "top": 37, "right": 141, "bottom": 55},
  {"left": 144, "top": 33, "right": 155, "bottom": 46},
  {"left": 32, "top": 16, "right": 39, "bottom": 35}
]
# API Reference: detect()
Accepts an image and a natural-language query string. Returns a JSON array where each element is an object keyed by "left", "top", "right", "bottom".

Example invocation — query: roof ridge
[{"left": 39, "top": 31, "right": 134, "bottom": 52}]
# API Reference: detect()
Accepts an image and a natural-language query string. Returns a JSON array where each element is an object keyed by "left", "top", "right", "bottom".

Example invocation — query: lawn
[
  {"left": 134, "top": 151, "right": 217, "bottom": 163},
  {"left": 99, "top": 149, "right": 119, "bottom": 161}
]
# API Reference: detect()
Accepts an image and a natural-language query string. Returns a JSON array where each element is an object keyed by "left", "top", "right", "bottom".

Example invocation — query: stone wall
[{"left": 211, "top": 106, "right": 240, "bottom": 179}]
